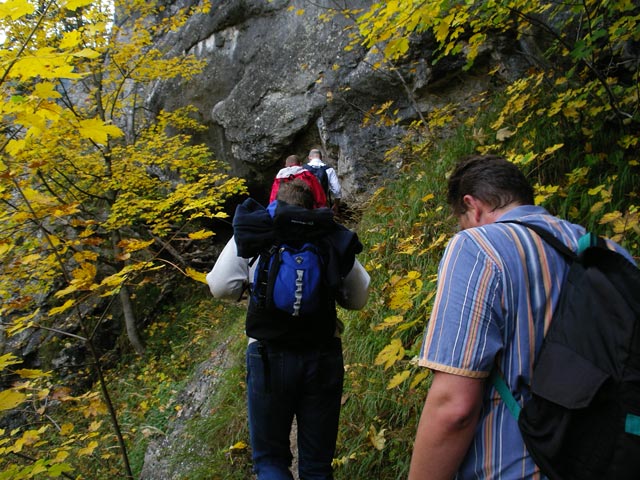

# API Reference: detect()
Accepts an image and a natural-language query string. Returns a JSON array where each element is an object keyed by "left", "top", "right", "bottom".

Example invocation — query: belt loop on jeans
[{"left": 257, "top": 341, "right": 271, "bottom": 394}]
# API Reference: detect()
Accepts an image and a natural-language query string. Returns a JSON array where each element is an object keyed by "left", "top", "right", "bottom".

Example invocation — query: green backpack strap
[
  {"left": 490, "top": 368, "right": 521, "bottom": 420},
  {"left": 577, "top": 232, "right": 598, "bottom": 254}
]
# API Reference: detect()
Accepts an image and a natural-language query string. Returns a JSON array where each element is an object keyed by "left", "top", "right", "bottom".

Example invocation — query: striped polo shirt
[{"left": 418, "top": 205, "right": 633, "bottom": 479}]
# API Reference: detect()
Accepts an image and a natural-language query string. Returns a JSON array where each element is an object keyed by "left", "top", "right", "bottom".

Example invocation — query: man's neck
[{"left": 486, "top": 202, "right": 524, "bottom": 224}]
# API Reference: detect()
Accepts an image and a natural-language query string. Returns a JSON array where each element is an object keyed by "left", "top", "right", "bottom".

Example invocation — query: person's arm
[
  {"left": 268, "top": 178, "right": 279, "bottom": 204},
  {"left": 408, "top": 371, "right": 484, "bottom": 480},
  {"left": 327, "top": 167, "right": 342, "bottom": 200},
  {"left": 336, "top": 260, "right": 370, "bottom": 310},
  {"left": 206, "top": 237, "right": 250, "bottom": 301}
]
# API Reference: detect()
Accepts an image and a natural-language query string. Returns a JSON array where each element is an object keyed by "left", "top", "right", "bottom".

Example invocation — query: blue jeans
[{"left": 246, "top": 338, "right": 344, "bottom": 480}]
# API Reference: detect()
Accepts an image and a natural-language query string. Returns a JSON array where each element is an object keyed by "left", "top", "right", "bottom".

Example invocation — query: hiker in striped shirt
[{"left": 408, "top": 154, "right": 633, "bottom": 479}]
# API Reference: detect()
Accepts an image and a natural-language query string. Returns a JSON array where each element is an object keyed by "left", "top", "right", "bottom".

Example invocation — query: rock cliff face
[{"left": 145, "top": 0, "right": 528, "bottom": 206}]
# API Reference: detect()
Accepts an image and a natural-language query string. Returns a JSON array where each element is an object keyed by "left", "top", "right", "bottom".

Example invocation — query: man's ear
[{"left": 462, "top": 195, "right": 483, "bottom": 224}]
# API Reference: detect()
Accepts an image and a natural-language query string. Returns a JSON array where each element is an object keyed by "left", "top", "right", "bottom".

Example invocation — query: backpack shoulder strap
[
  {"left": 490, "top": 368, "right": 522, "bottom": 420},
  {"left": 499, "top": 219, "right": 578, "bottom": 260}
]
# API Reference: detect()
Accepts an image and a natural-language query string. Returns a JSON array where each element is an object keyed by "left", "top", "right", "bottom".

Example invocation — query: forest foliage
[
  {"left": 352, "top": 0, "right": 640, "bottom": 389},
  {"left": 0, "top": 0, "right": 245, "bottom": 478},
  {"left": 332, "top": 1, "right": 640, "bottom": 477},
  {"left": 0, "top": 0, "right": 639, "bottom": 479}
]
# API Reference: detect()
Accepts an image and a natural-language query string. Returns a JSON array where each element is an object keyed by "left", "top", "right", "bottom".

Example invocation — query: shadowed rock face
[{"left": 144, "top": 0, "right": 527, "bottom": 205}]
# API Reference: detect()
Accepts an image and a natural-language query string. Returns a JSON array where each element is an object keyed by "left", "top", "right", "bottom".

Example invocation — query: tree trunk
[{"left": 119, "top": 285, "right": 145, "bottom": 355}]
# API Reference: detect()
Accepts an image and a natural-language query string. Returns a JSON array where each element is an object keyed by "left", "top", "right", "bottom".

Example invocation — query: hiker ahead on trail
[
  {"left": 269, "top": 154, "right": 327, "bottom": 209},
  {"left": 304, "top": 148, "right": 341, "bottom": 213},
  {"left": 207, "top": 179, "right": 370, "bottom": 480},
  {"left": 408, "top": 154, "right": 636, "bottom": 480}
]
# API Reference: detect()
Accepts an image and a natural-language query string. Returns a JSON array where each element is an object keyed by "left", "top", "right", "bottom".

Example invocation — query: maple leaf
[
  {"left": 188, "top": 230, "right": 214, "bottom": 240},
  {"left": 367, "top": 425, "right": 386, "bottom": 451},
  {"left": 0, "top": 389, "right": 26, "bottom": 411},
  {"left": 374, "top": 339, "right": 405, "bottom": 369},
  {"left": 15, "top": 368, "right": 51, "bottom": 379},
  {"left": 63, "top": 0, "right": 94, "bottom": 12},
  {"left": 386, "top": 370, "right": 410, "bottom": 389},
  {"left": 0, "top": 0, "right": 34, "bottom": 20},
  {"left": 186, "top": 268, "right": 207, "bottom": 284},
  {"left": 77, "top": 118, "right": 124, "bottom": 144},
  {"left": 0, "top": 353, "right": 22, "bottom": 370}
]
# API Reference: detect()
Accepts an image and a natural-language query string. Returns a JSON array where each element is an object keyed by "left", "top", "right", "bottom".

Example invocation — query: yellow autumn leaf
[
  {"left": 372, "top": 315, "right": 404, "bottom": 331},
  {"left": 186, "top": 268, "right": 207, "bottom": 284},
  {"left": 31, "top": 463, "right": 48, "bottom": 476},
  {"left": 15, "top": 369, "right": 51, "bottom": 379},
  {"left": 398, "top": 242, "right": 417, "bottom": 255},
  {"left": 34, "top": 82, "right": 62, "bottom": 99},
  {"left": 72, "top": 48, "right": 101, "bottom": 59},
  {"left": 22, "top": 187, "right": 54, "bottom": 206},
  {"left": 49, "top": 299, "right": 75, "bottom": 316},
  {"left": 55, "top": 282, "right": 80, "bottom": 298},
  {"left": 78, "top": 118, "right": 124, "bottom": 144},
  {"left": 588, "top": 185, "right": 605, "bottom": 196},
  {"left": 21, "top": 253, "right": 42, "bottom": 264},
  {"left": 88, "top": 420, "right": 102, "bottom": 432},
  {"left": 53, "top": 449, "right": 70, "bottom": 463},
  {"left": 98, "top": 273, "right": 125, "bottom": 291},
  {"left": 71, "top": 262, "right": 97, "bottom": 286},
  {"left": 188, "top": 230, "right": 214, "bottom": 240},
  {"left": 59, "top": 30, "right": 82, "bottom": 49},
  {"left": 0, "top": 389, "right": 26, "bottom": 411},
  {"left": 60, "top": 423, "right": 74, "bottom": 436},
  {"left": 387, "top": 370, "right": 411, "bottom": 389},
  {"left": 0, "top": 243, "right": 13, "bottom": 257},
  {"left": 374, "top": 339, "right": 405, "bottom": 370},
  {"left": 12, "top": 49, "right": 82, "bottom": 80},
  {"left": 6, "top": 309, "right": 38, "bottom": 335},
  {"left": 118, "top": 238, "right": 154, "bottom": 253},
  {"left": 410, "top": 370, "right": 430, "bottom": 389},
  {"left": 5, "top": 138, "right": 25, "bottom": 155},
  {"left": 590, "top": 201, "right": 605, "bottom": 214},
  {"left": 63, "top": 0, "right": 95, "bottom": 11},
  {"left": 0, "top": 353, "right": 22, "bottom": 370},
  {"left": 229, "top": 441, "right": 248, "bottom": 452},
  {"left": 368, "top": 425, "right": 386, "bottom": 451},
  {"left": 599, "top": 211, "right": 623, "bottom": 225},
  {"left": 0, "top": 0, "right": 35, "bottom": 20},
  {"left": 543, "top": 143, "right": 564, "bottom": 155},
  {"left": 77, "top": 440, "right": 98, "bottom": 457}
]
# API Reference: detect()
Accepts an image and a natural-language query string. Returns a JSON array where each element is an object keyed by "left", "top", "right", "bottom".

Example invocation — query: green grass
[{"left": 86, "top": 284, "right": 250, "bottom": 479}]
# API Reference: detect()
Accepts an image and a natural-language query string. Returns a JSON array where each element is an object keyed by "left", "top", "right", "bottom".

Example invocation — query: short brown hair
[
  {"left": 276, "top": 178, "right": 314, "bottom": 209},
  {"left": 447, "top": 154, "right": 534, "bottom": 215},
  {"left": 308, "top": 148, "right": 322, "bottom": 159},
  {"left": 285, "top": 155, "right": 301, "bottom": 166}
]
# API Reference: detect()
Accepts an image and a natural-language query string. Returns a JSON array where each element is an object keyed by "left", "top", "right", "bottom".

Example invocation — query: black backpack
[
  {"left": 493, "top": 220, "right": 640, "bottom": 480},
  {"left": 304, "top": 164, "right": 330, "bottom": 198}
]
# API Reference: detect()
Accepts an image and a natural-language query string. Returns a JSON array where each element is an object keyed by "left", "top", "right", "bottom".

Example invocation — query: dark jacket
[{"left": 232, "top": 198, "right": 363, "bottom": 345}]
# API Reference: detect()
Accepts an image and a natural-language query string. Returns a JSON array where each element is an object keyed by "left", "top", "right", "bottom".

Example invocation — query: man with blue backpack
[
  {"left": 408, "top": 155, "right": 639, "bottom": 479},
  {"left": 207, "top": 179, "right": 370, "bottom": 480}
]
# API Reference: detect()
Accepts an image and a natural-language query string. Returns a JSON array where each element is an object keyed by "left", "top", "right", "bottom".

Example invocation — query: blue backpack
[
  {"left": 233, "top": 198, "right": 360, "bottom": 344},
  {"left": 252, "top": 242, "right": 325, "bottom": 317}
]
